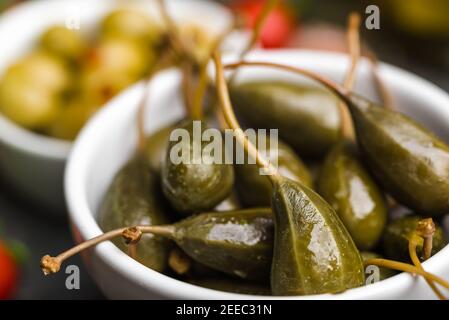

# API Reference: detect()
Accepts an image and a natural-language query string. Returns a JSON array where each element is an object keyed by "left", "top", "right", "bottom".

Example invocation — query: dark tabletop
[{"left": 0, "top": 178, "right": 105, "bottom": 299}]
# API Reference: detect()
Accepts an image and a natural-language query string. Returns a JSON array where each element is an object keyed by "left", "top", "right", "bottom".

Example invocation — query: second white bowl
[{"left": 0, "top": 0, "right": 237, "bottom": 213}]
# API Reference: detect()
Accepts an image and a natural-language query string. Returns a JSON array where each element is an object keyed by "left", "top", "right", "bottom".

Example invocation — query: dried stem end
[
  {"left": 40, "top": 255, "right": 61, "bottom": 275},
  {"left": 416, "top": 218, "right": 435, "bottom": 261},
  {"left": 416, "top": 218, "right": 436, "bottom": 239},
  {"left": 340, "top": 12, "right": 361, "bottom": 141},
  {"left": 122, "top": 227, "right": 143, "bottom": 245}
]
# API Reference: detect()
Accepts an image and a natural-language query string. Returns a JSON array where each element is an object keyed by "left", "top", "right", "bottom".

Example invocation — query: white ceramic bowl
[
  {"left": 66, "top": 50, "right": 449, "bottom": 299},
  {"left": 0, "top": 0, "right": 238, "bottom": 213}
]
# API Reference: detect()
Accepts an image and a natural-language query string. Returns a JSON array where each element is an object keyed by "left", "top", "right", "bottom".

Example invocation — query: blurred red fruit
[
  {"left": 287, "top": 23, "right": 347, "bottom": 53},
  {"left": 232, "top": 0, "right": 296, "bottom": 48},
  {"left": 0, "top": 242, "right": 18, "bottom": 300}
]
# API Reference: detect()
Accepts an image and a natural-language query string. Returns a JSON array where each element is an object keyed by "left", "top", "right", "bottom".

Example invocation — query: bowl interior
[
  {"left": 0, "top": 0, "right": 234, "bottom": 158},
  {"left": 67, "top": 50, "right": 449, "bottom": 299}
]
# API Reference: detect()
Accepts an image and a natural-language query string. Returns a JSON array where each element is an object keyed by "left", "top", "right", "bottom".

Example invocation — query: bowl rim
[
  {"left": 66, "top": 49, "right": 449, "bottom": 299},
  {"left": 0, "top": 0, "right": 234, "bottom": 160}
]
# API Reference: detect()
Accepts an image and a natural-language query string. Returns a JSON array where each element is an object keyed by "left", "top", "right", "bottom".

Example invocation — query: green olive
[
  {"left": 10, "top": 51, "right": 71, "bottom": 92},
  {"left": 40, "top": 25, "right": 86, "bottom": 61},
  {"left": 87, "top": 38, "right": 152, "bottom": 78},
  {"left": 46, "top": 99, "right": 98, "bottom": 140},
  {"left": 0, "top": 74, "right": 60, "bottom": 129},
  {"left": 161, "top": 120, "right": 234, "bottom": 215},
  {"left": 101, "top": 9, "right": 162, "bottom": 46},
  {"left": 99, "top": 154, "right": 172, "bottom": 272},
  {"left": 317, "top": 142, "right": 387, "bottom": 250},
  {"left": 0, "top": 52, "right": 71, "bottom": 129},
  {"left": 230, "top": 82, "right": 341, "bottom": 157},
  {"left": 235, "top": 139, "right": 313, "bottom": 207},
  {"left": 80, "top": 38, "right": 152, "bottom": 105},
  {"left": 382, "top": 215, "right": 447, "bottom": 263}
]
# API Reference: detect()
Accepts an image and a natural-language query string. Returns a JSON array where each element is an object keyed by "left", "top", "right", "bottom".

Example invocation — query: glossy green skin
[
  {"left": 271, "top": 177, "right": 365, "bottom": 295},
  {"left": 317, "top": 142, "right": 387, "bottom": 250},
  {"left": 230, "top": 82, "right": 341, "bottom": 157},
  {"left": 382, "top": 215, "right": 447, "bottom": 262},
  {"left": 188, "top": 278, "right": 271, "bottom": 295},
  {"left": 235, "top": 139, "right": 313, "bottom": 207},
  {"left": 361, "top": 251, "right": 397, "bottom": 281},
  {"left": 144, "top": 123, "right": 176, "bottom": 174},
  {"left": 161, "top": 120, "right": 234, "bottom": 214},
  {"left": 172, "top": 208, "right": 273, "bottom": 281},
  {"left": 348, "top": 94, "right": 449, "bottom": 216},
  {"left": 99, "top": 154, "right": 171, "bottom": 272}
]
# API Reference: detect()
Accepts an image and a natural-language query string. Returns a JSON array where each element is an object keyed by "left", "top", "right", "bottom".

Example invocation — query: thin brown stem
[
  {"left": 191, "top": 17, "right": 239, "bottom": 122},
  {"left": 230, "top": 0, "right": 280, "bottom": 84},
  {"left": 208, "top": 17, "right": 238, "bottom": 58},
  {"left": 340, "top": 12, "right": 360, "bottom": 141},
  {"left": 365, "top": 258, "right": 449, "bottom": 292},
  {"left": 137, "top": 49, "right": 174, "bottom": 152},
  {"left": 408, "top": 235, "right": 446, "bottom": 300},
  {"left": 156, "top": 0, "right": 196, "bottom": 64},
  {"left": 192, "top": 63, "right": 208, "bottom": 120},
  {"left": 181, "top": 61, "right": 195, "bottom": 118},
  {"left": 365, "top": 51, "right": 396, "bottom": 110},
  {"left": 224, "top": 61, "right": 351, "bottom": 104},
  {"left": 242, "top": 0, "right": 280, "bottom": 57},
  {"left": 40, "top": 225, "right": 175, "bottom": 275},
  {"left": 213, "top": 52, "right": 279, "bottom": 184},
  {"left": 216, "top": 107, "right": 229, "bottom": 130}
]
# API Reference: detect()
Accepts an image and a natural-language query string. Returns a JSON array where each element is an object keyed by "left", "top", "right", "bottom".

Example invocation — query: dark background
[{"left": 1, "top": 0, "right": 449, "bottom": 299}]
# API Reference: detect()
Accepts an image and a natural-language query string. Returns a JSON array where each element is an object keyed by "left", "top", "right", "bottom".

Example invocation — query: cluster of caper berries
[{"left": 40, "top": 2, "right": 449, "bottom": 298}]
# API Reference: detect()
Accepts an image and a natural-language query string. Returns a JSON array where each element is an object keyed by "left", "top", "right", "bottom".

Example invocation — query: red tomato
[
  {"left": 0, "top": 242, "right": 17, "bottom": 300},
  {"left": 232, "top": 0, "right": 296, "bottom": 48}
]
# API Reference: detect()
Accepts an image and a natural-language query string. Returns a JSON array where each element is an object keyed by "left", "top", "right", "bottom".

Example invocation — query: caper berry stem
[
  {"left": 408, "top": 234, "right": 446, "bottom": 300},
  {"left": 40, "top": 225, "right": 175, "bottom": 276},
  {"left": 230, "top": 0, "right": 280, "bottom": 84},
  {"left": 192, "top": 18, "right": 238, "bottom": 121},
  {"left": 137, "top": 48, "right": 174, "bottom": 152},
  {"left": 340, "top": 12, "right": 361, "bottom": 141},
  {"left": 366, "top": 52, "right": 396, "bottom": 111},
  {"left": 192, "top": 63, "right": 208, "bottom": 120},
  {"left": 181, "top": 61, "right": 195, "bottom": 118},
  {"left": 240, "top": 0, "right": 280, "bottom": 59},
  {"left": 156, "top": 0, "right": 197, "bottom": 65},
  {"left": 241, "top": 0, "right": 281, "bottom": 58},
  {"left": 224, "top": 61, "right": 351, "bottom": 102},
  {"left": 364, "top": 258, "right": 449, "bottom": 293},
  {"left": 213, "top": 51, "right": 280, "bottom": 185}
]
